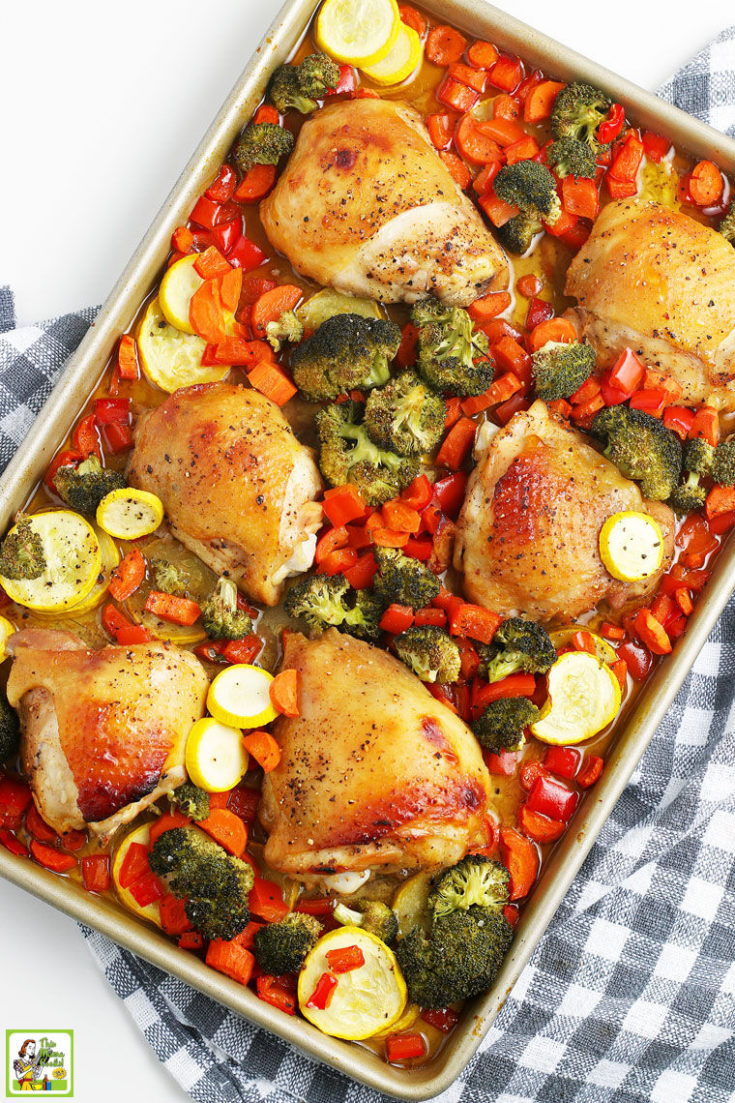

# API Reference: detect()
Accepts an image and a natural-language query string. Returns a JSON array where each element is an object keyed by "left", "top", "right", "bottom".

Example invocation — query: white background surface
[{"left": 0, "top": 2, "right": 730, "bottom": 1101}]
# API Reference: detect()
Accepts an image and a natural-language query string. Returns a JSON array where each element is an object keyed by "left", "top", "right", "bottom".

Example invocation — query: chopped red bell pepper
[
  {"left": 527, "top": 775, "right": 579, "bottom": 822},
  {"left": 543, "top": 746, "right": 581, "bottom": 779},
  {"left": 81, "top": 854, "right": 111, "bottom": 894},
  {"left": 642, "top": 131, "right": 671, "bottom": 163},
  {"left": 436, "top": 417, "right": 477, "bottom": 470},
  {"left": 420, "top": 1007, "right": 460, "bottom": 1033},
  {"left": 415, "top": 607, "right": 448, "bottom": 627},
  {"left": 629, "top": 388, "right": 667, "bottom": 417},
  {"left": 326, "top": 944, "right": 365, "bottom": 973},
  {"left": 608, "top": 348, "right": 645, "bottom": 395},
  {"left": 344, "top": 551, "right": 377, "bottom": 589},
  {"left": 128, "top": 872, "right": 165, "bottom": 908},
  {"left": 178, "top": 930, "right": 204, "bottom": 951},
  {"left": 322, "top": 484, "right": 367, "bottom": 526},
  {"left": 473, "top": 673, "right": 536, "bottom": 712},
  {"left": 448, "top": 602, "right": 501, "bottom": 644},
  {"left": 617, "top": 639, "right": 653, "bottom": 681},
  {"left": 249, "top": 877, "right": 289, "bottom": 923},
  {"left": 295, "top": 897, "right": 336, "bottom": 917},
  {"left": 380, "top": 604, "right": 415, "bottom": 634},
  {"left": 30, "top": 840, "right": 77, "bottom": 874},
  {"left": 72, "top": 413, "right": 101, "bottom": 459},
  {"left": 306, "top": 971, "right": 338, "bottom": 1010},
  {"left": 386, "top": 1034, "right": 427, "bottom": 1062},
  {"left": 256, "top": 975, "right": 296, "bottom": 1015},
  {"left": 525, "top": 296, "right": 554, "bottom": 331},
  {"left": 597, "top": 102, "right": 625, "bottom": 144},
  {"left": 0, "top": 777, "right": 33, "bottom": 830},
  {"left": 577, "top": 755, "right": 604, "bottom": 789},
  {"left": 227, "top": 235, "right": 267, "bottom": 271},
  {"left": 663, "top": 406, "right": 696, "bottom": 439},
  {"left": 483, "top": 748, "right": 519, "bottom": 776},
  {"left": 401, "top": 475, "right": 433, "bottom": 512},
  {"left": 190, "top": 195, "right": 221, "bottom": 230},
  {"left": 206, "top": 164, "right": 237, "bottom": 204},
  {"left": 0, "top": 828, "right": 28, "bottom": 857},
  {"left": 433, "top": 472, "right": 467, "bottom": 518},
  {"left": 499, "top": 827, "right": 539, "bottom": 900},
  {"left": 517, "top": 804, "right": 566, "bottom": 844}
]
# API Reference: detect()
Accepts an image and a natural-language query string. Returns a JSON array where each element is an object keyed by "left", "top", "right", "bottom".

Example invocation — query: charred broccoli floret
[
  {"left": 373, "top": 546, "right": 441, "bottom": 610},
  {"left": 333, "top": 900, "right": 399, "bottom": 944},
  {"left": 291, "top": 314, "right": 402, "bottom": 402},
  {"left": 364, "top": 371, "right": 446, "bottom": 456},
  {"left": 471, "top": 697, "right": 540, "bottom": 755},
  {"left": 253, "top": 913, "right": 323, "bottom": 974},
  {"left": 151, "top": 559, "right": 191, "bottom": 598},
  {"left": 591, "top": 405, "right": 682, "bottom": 501},
  {"left": 532, "top": 340, "right": 596, "bottom": 401},
  {"left": 299, "top": 53, "right": 341, "bottom": 100},
  {"left": 284, "top": 573, "right": 383, "bottom": 640},
  {"left": 149, "top": 827, "right": 254, "bottom": 941},
  {"left": 265, "top": 310, "right": 304, "bottom": 353},
  {"left": 396, "top": 905, "right": 514, "bottom": 1008},
  {"left": 268, "top": 65, "right": 317, "bottom": 114},
  {"left": 717, "top": 202, "right": 735, "bottom": 245},
  {"left": 200, "top": 577, "right": 253, "bottom": 640},
  {"left": 428, "top": 855, "right": 510, "bottom": 919},
  {"left": 411, "top": 299, "right": 493, "bottom": 397},
  {"left": 547, "top": 137, "right": 598, "bottom": 180},
  {"left": 0, "top": 688, "right": 20, "bottom": 763},
  {"left": 168, "top": 783, "right": 210, "bottom": 822},
  {"left": 394, "top": 626, "right": 461, "bottom": 683},
  {"left": 493, "top": 161, "right": 562, "bottom": 255},
  {"left": 670, "top": 438, "right": 716, "bottom": 513},
  {"left": 232, "top": 123, "right": 294, "bottom": 174},
  {"left": 551, "top": 81, "right": 612, "bottom": 153},
  {"left": 713, "top": 440, "right": 735, "bottom": 486},
  {"left": 479, "top": 616, "right": 556, "bottom": 683},
  {"left": 315, "top": 402, "right": 418, "bottom": 506},
  {"left": 0, "top": 517, "right": 46, "bottom": 581},
  {"left": 53, "top": 455, "right": 126, "bottom": 515}
]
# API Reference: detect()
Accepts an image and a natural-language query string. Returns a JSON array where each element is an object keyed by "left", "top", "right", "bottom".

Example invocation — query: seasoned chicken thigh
[
  {"left": 565, "top": 199, "right": 735, "bottom": 407},
  {"left": 127, "top": 382, "right": 323, "bottom": 607},
  {"left": 260, "top": 98, "right": 508, "bottom": 307},
  {"left": 260, "top": 630, "right": 492, "bottom": 877},
  {"left": 6, "top": 629, "right": 207, "bottom": 836},
  {"left": 454, "top": 401, "right": 675, "bottom": 623}
]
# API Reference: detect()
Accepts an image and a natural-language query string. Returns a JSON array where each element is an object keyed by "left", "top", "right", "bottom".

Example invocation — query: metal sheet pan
[{"left": 2, "top": 1, "right": 734, "bottom": 1097}]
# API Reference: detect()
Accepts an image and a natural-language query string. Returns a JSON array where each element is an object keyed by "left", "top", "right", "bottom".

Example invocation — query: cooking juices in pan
[{"left": 1, "top": 0, "right": 733, "bottom": 1070}]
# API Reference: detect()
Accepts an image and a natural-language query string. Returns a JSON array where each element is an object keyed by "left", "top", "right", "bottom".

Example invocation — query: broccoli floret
[
  {"left": 232, "top": 123, "right": 294, "bottom": 174},
  {"left": 149, "top": 826, "right": 254, "bottom": 941},
  {"left": 0, "top": 517, "right": 46, "bottom": 581},
  {"left": 265, "top": 310, "right": 304, "bottom": 353},
  {"left": 298, "top": 53, "right": 341, "bottom": 99},
  {"left": 284, "top": 572, "right": 383, "bottom": 640},
  {"left": 168, "top": 783, "right": 210, "bottom": 822},
  {"left": 253, "top": 913, "right": 323, "bottom": 974},
  {"left": 472, "top": 697, "right": 539, "bottom": 755},
  {"left": 53, "top": 455, "right": 126, "bottom": 515},
  {"left": 0, "top": 688, "right": 20, "bottom": 764},
  {"left": 551, "top": 81, "right": 612, "bottom": 153},
  {"left": 713, "top": 440, "right": 735, "bottom": 486},
  {"left": 333, "top": 900, "right": 399, "bottom": 944},
  {"left": 411, "top": 299, "right": 493, "bottom": 397},
  {"left": 291, "top": 314, "right": 401, "bottom": 402},
  {"left": 479, "top": 616, "right": 556, "bottom": 683},
  {"left": 591, "top": 405, "right": 682, "bottom": 501},
  {"left": 717, "top": 202, "right": 735, "bottom": 245},
  {"left": 532, "top": 340, "right": 596, "bottom": 401},
  {"left": 428, "top": 855, "right": 510, "bottom": 919},
  {"left": 315, "top": 402, "right": 418, "bottom": 506},
  {"left": 495, "top": 213, "right": 540, "bottom": 256},
  {"left": 373, "top": 546, "right": 441, "bottom": 610},
  {"left": 494, "top": 161, "right": 563, "bottom": 226},
  {"left": 268, "top": 66, "right": 318, "bottom": 115},
  {"left": 364, "top": 371, "right": 446, "bottom": 456},
  {"left": 151, "top": 559, "right": 191, "bottom": 598},
  {"left": 547, "top": 137, "right": 598, "bottom": 180},
  {"left": 395, "top": 905, "right": 514, "bottom": 1008},
  {"left": 200, "top": 577, "right": 253, "bottom": 640},
  {"left": 394, "top": 625, "right": 461, "bottom": 683},
  {"left": 670, "top": 438, "right": 716, "bottom": 513}
]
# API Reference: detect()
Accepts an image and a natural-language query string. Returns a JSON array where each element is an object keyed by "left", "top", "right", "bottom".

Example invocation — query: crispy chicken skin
[
  {"left": 260, "top": 98, "right": 508, "bottom": 306},
  {"left": 259, "top": 630, "right": 493, "bottom": 876},
  {"left": 454, "top": 401, "right": 675, "bottom": 623},
  {"left": 565, "top": 198, "right": 735, "bottom": 407},
  {"left": 127, "top": 382, "right": 323, "bottom": 606},
  {"left": 6, "top": 629, "right": 208, "bottom": 836}
]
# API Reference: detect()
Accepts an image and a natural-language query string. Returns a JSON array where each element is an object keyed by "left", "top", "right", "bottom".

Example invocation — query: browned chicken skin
[
  {"left": 6, "top": 629, "right": 208, "bottom": 835},
  {"left": 453, "top": 401, "right": 675, "bottom": 623},
  {"left": 260, "top": 98, "right": 508, "bottom": 306},
  {"left": 565, "top": 198, "right": 735, "bottom": 407},
  {"left": 259, "top": 630, "right": 493, "bottom": 877},
  {"left": 127, "top": 382, "right": 323, "bottom": 607}
]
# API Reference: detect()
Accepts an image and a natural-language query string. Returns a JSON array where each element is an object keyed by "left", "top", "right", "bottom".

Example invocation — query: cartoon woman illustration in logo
[{"left": 13, "top": 1040, "right": 41, "bottom": 1091}]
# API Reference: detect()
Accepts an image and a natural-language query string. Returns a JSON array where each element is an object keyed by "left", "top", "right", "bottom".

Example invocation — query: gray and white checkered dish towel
[{"left": 2, "top": 29, "right": 735, "bottom": 1103}]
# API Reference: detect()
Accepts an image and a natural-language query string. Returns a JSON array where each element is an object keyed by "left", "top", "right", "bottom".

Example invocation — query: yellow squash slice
[
  {"left": 361, "top": 22, "right": 421, "bottom": 86},
  {"left": 531, "top": 650, "right": 621, "bottom": 746},
  {"left": 158, "top": 255, "right": 204, "bottom": 335},
  {"left": 112, "top": 821, "right": 162, "bottom": 928},
  {"left": 185, "top": 717, "right": 249, "bottom": 792},
  {"left": 599, "top": 511, "right": 664, "bottom": 582},
  {"left": 297, "top": 288, "right": 384, "bottom": 331},
  {"left": 316, "top": 0, "right": 400, "bottom": 67},
  {"left": 298, "top": 926, "right": 407, "bottom": 1039},
  {"left": 548, "top": 627, "right": 618, "bottom": 664},
  {"left": 207, "top": 664, "right": 277, "bottom": 729},
  {"left": 96, "top": 488, "right": 164, "bottom": 540},
  {"left": 0, "top": 511, "right": 101, "bottom": 613},
  {"left": 137, "top": 298, "right": 229, "bottom": 393},
  {"left": 0, "top": 615, "right": 15, "bottom": 662}
]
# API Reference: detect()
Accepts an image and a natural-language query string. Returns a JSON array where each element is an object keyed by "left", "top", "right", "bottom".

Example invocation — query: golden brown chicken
[
  {"left": 260, "top": 98, "right": 508, "bottom": 306},
  {"left": 565, "top": 198, "right": 735, "bottom": 407},
  {"left": 453, "top": 401, "right": 675, "bottom": 623},
  {"left": 127, "top": 382, "right": 323, "bottom": 607},
  {"left": 6, "top": 629, "right": 208, "bottom": 836},
  {"left": 259, "top": 630, "right": 492, "bottom": 877}
]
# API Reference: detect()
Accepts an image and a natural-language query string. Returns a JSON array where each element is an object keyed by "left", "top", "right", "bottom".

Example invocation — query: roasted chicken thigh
[
  {"left": 127, "top": 382, "right": 323, "bottom": 606},
  {"left": 6, "top": 629, "right": 208, "bottom": 835},
  {"left": 259, "top": 629, "right": 493, "bottom": 877},
  {"left": 260, "top": 98, "right": 508, "bottom": 307},
  {"left": 565, "top": 198, "right": 735, "bottom": 407},
  {"left": 454, "top": 401, "right": 675, "bottom": 623}
]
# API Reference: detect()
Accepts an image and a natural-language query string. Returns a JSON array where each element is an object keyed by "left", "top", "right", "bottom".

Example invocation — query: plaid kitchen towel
[{"left": 3, "top": 27, "right": 735, "bottom": 1103}]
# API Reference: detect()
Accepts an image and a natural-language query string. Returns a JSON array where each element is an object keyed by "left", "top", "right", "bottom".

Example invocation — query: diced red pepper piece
[
  {"left": 473, "top": 673, "right": 536, "bottom": 712},
  {"left": 81, "top": 854, "right": 111, "bottom": 894},
  {"left": 326, "top": 944, "right": 366, "bottom": 973},
  {"left": 577, "top": 755, "right": 604, "bottom": 788},
  {"left": 663, "top": 406, "right": 695, "bottom": 439},
  {"left": 386, "top": 1034, "right": 426, "bottom": 1062},
  {"left": 433, "top": 472, "right": 467, "bottom": 518},
  {"left": 72, "top": 413, "right": 101, "bottom": 459},
  {"left": 597, "top": 102, "right": 625, "bottom": 144},
  {"left": 642, "top": 131, "right": 671, "bottom": 162},
  {"left": 629, "top": 388, "right": 667, "bottom": 417},
  {"left": 306, "top": 971, "right": 338, "bottom": 1010},
  {"left": 117, "top": 841, "right": 151, "bottom": 889},
  {"left": 608, "top": 348, "right": 645, "bottom": 395},
  {"left": 543, "top": 746, "right": 581, "bottom": 779},
  {"left": 249, "top": 877, "right": 289, "bottom": 922},
  {"left": 499, "top": 827, "right": 539, "bottom": 900},
  {"left": 401, "top": 474, "right": 433, "bottom": 512},
  {"left": 415, "top": 607, "right": 448, "bottom": 627},
  {"left": 527, "top": 775, "right": 579, "bottom": 823},
  {"left": 178, "top": 930, "right": 204, "bottom": 951},
  {"left": 256, "top": 974, "right": 296, "bottom": 1015},
  {"left": 420, "top": 1007, "right": 460, "bottom": 1033},
  {"left": 380, "top": 604, "right": 415, "bottom": 634},
  {"left": 206, "top": 164, "right": 237, "bottom": 204},
  {"left": 128, "top": 872, "right": 165, "bottom": 907},
  {"left": 322, "top": 485, "right": 367, "bottom": 526},
  {"left": 518, "top": 804, "right": 566, "bottom": 844},
  {"left": 632, "top": 609, "right": 672, "bottom": 655},
  {"left": 159, "top": 893, "right": 193, "bottom": 935},
  {"left": 436, "top": 417, "right": 477, "bottom": 471},
  {"left": 488, "top": 55, "right": 524, "bottom": 93},
  {"left": 617, "top": 639, "right": 654, "bottom": 681},
  {"left": 437, "top": 74, "right": 479, "bottom": 114},
  {"left": 0, "top": 828, "right": 28, "bottom": 857},
  {"left": 0, "top": 777, "right": 33, "bottom": 830},
  {"left": 190, "top": 195, "right": 221, "bottom": 230},
  {"left": 227, "top": 235, "right": 267, "bottom": 271},
  {"left": 448, "top": 602, "right": 501, "bottom": 644},
  {"left": 483, "top": 748, "right": 520, "bottom": 776}
]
